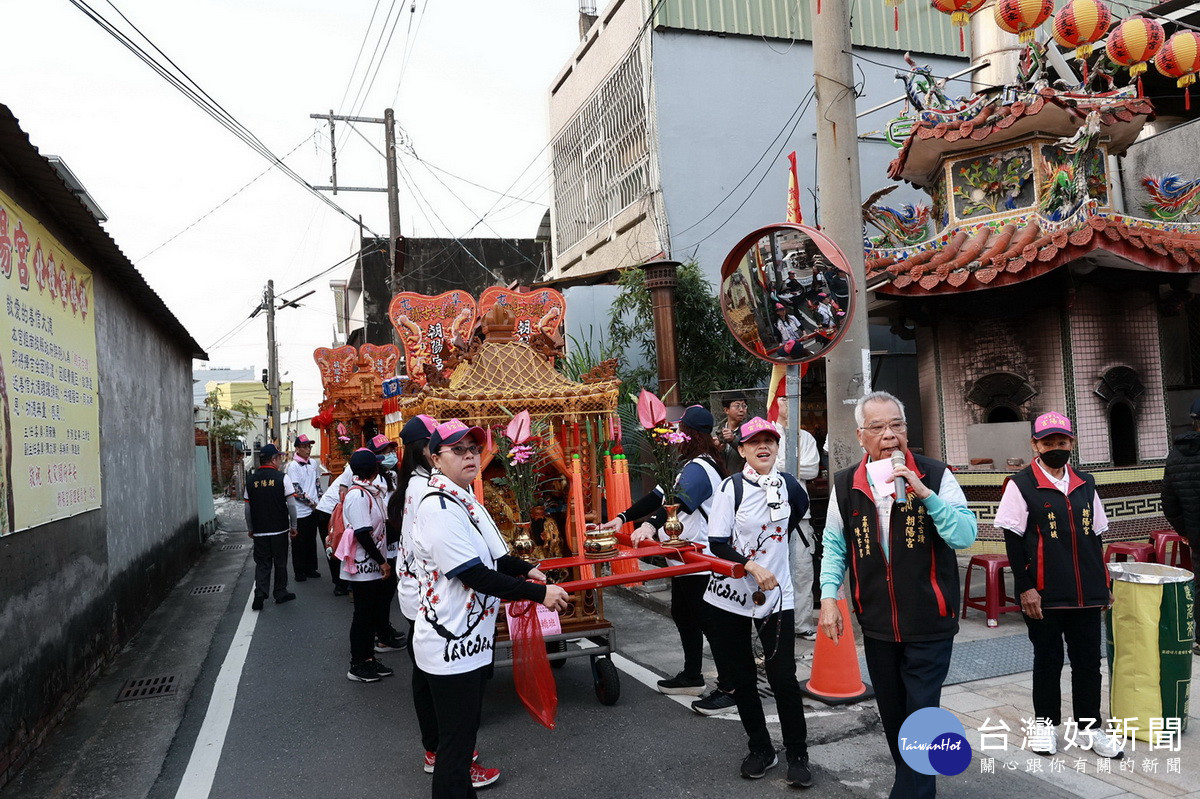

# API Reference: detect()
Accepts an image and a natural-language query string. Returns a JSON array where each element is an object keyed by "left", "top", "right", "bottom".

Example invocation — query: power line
[
  {"left": 345, "top": 0, "right": 401, "bottom": 122},
  {"left": 72, "top": 0, "right": 376, "bottom": 235},
  {"left": 392, "top": 0, "right": 431, "bottom": 107},
  {"left": 336, "top": 0, "right": 384, "bottom": 115},
  {"left": 135, "top": 133, "right": 315, "bottom": 264}
]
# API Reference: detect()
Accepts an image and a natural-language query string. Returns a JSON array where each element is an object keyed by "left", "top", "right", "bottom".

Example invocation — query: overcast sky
[{"left": 1, "top": 0, "right": 584, "bottom": 416}]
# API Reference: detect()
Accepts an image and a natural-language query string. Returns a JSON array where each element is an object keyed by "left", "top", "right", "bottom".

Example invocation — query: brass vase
[
  {"left": 661, "top": 503, "right": 687, "bottom": 548},
  {"left": 512, "top": 521, "right": 535, "bottom": 558}
]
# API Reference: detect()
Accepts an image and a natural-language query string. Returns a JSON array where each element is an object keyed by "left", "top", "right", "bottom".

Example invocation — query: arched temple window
[{"left": 967, "top": 372, "right": 1037, "bottom": 422}]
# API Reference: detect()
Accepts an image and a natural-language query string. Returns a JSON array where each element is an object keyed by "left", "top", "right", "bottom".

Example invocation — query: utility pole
[
  {"left": 812, "top": 0, "right": 871, "bottom": 473},
  {"left": 384, "top": 108, "right": 402, "bottom": 284},
  {"left": 310, "top": 109, "right": 403, "bottom": 287},
  {"left": 265, "top": 280, "right": 281, "bottom": 445}
]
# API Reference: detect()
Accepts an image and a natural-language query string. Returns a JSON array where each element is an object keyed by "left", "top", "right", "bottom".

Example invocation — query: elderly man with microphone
[{"left": 818, "top": 391, "right": 976, "bottom": 799}]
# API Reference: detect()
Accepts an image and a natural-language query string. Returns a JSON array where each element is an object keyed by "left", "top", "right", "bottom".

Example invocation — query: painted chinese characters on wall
[{"left": 0, "top": 190, "right": 101, "bottom": 535}]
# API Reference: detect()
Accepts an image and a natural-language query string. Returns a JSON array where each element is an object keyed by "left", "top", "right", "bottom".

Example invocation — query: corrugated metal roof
[
  {"left": 654, "top": 0, "right": 963, "bottom": 56},
  {"left": 0, "top": 104, "right": 206, "bottom": 359}
]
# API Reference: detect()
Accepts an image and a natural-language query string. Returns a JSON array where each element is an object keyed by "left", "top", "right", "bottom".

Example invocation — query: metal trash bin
[{"left": 1106, "top": 562, "right": 1194, "bottom": 742}]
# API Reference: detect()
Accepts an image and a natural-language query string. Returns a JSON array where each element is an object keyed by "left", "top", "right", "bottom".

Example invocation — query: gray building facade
[{"left": 0, "top": 105, "right": 205, "bottom": 786}]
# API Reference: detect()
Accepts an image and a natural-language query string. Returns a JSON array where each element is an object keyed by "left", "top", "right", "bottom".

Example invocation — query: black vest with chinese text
[
  {"left": 834, "top": 453, "right": 960, "bottom": 642},
  {"left": 246, "top": 466, "right": 289, "bottom": 534}
]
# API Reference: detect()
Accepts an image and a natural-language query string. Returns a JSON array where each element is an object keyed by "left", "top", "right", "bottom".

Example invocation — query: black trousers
[
  {"left": 671, "top": 574, "right": 730, "bottom": 691},
  {"left": 313, "top": 510, "right": 348, "bottom": 591},
  {"left": 252, "top": 534, "right": 289, "bottom": 599},
  {"left": 291, "top": 513, "right": 319, "bottom": 578},
  {"left": 862, "top": 636, "right": 954, "bottom": 799},
  {"left": 407, "top": 616, "right": 439, "bottom": 752},
  {"left": 349, "top": 578, "right": 391, "bottom": 665},
  {"left": 704, "top": 605, "right": 807, "bottom": 757},
  {"left": 427, "top": 664, "right": 489, "bottom": 799},
  {"left": 379, "top": 557, "right": 400, "bottom": 640},
  {"left": 1022, "top": 607, "right": 1103, "bottom": 727}
]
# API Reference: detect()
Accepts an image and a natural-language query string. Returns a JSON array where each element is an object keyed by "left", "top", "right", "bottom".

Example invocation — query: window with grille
[{"left": 552, "top": 48, "right": 650, "bottom": 256}]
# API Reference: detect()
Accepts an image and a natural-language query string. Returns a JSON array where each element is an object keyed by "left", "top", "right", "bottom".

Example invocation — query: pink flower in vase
[{"left": 509, "top": 445, "right": 534, "bottom": 465}]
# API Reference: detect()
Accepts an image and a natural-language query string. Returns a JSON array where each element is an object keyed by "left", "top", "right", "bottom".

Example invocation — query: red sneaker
[
  {"left": 422, "top": 749, "right": 480, "bottom": 774},
  {"left": 470, "top": 762, "right": 501, "bottom": 788}
]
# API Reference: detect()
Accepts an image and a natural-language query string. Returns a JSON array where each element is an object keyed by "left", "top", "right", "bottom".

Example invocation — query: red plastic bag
[{"left": 505, "top": 600, "right": 558, "bottom": 729}]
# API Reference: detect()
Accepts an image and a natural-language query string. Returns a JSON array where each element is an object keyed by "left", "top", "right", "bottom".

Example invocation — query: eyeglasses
[
  {"left": 860, "top": 420, "right": 907, "bottom": 436},
  {"left": 446, "top": 444, "right": 483, "bottom": 456}
]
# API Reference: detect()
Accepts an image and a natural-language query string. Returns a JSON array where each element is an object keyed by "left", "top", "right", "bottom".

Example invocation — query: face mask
[
  {"left": 381, "top": 453, "right": 398, "bottom": 469},
  {"left": 1039, "top": 448, "right": 1070, "bottom": 469}
]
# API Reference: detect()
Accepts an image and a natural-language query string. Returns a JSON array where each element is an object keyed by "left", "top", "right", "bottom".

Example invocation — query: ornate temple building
[{"left": 862, "top": 8, "right": 1200, "bottom": 543}]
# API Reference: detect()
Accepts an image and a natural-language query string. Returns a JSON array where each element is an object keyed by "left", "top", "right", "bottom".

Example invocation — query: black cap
[
  {"left": 348, "top": 448, "right": 378, "bottom": 473},
  {"left": 676, "top": 404, "right": 714, "bottom": 432},
  {"left": 259, "top": 443, "right": 280, "bottom": 461},
  {"left": 401, "top": 414, "right": 438, "bottom": 445}
]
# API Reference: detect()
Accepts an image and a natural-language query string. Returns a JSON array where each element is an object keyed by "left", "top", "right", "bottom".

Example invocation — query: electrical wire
[
  {"left": 344, "top": 0, "right": 400, "bottom": 121},
  {"left": 135, "top": 132, "right": 315, "bottom": 264},
  {"left": 676, "top": 88, "right": 818, "bottom": 253},
  {"left": 72, "top": 0, "right": 375, "bottom": 235},
  {"left": 350, "top": 1, "right": 407, "bottom": 122},
  {"left": 392, "top": 0, "right": 430, "bottom": 107},
  {"left": 336, "top": 0, "right": 384, "bottom": 115}
]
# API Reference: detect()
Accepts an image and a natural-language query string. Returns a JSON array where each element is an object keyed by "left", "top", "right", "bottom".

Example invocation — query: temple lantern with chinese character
[
  {"left": 932, "top": 0, "right": 986, "bottom": 51},
  {"left": 994, "top": 0, "right": 1055, "bottom": 44},
  {"left": 1154, "top": 30, "right": 1200, "bottom": 110},
  {"left": 1052, "top": 0, "right": 1113, "bottom": 60},
  {"left": 1106, "top": 16, "right": 1165, "bottom": 95}
]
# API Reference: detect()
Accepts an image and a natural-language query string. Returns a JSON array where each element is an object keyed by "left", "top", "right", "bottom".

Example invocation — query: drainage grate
[
  {"left": 190, "top": 584, "right": 226, "bottom": 596},
  {"left": 115, "top": 675, "right": 178, "bottom": 703},
  {"left": 219, "top": 543, "right": 249, "bottom": 551}
]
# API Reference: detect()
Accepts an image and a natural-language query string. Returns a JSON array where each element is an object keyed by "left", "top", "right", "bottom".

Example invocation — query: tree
[
  {"left": 205, "top": 390, "right": 258, "bottom": 490},
  {"left": 608, "top": 262, "right": 769, "bottom": 405}
]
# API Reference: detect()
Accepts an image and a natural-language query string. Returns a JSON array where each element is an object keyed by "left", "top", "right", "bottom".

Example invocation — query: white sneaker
[
  {"left": 1029, "top": 720, "right": 1058, "bottom": 755},
  {"left": 1079, "top": 728, "right": 1124, "bottom": 759}
]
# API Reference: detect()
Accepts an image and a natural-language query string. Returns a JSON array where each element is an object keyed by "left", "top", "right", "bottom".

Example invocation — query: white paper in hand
[{"left": 865, "top": 458, "right": 897, "bottom": 498}]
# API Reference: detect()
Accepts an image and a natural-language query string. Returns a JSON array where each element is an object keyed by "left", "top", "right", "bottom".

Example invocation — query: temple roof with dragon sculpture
[{"left": 863, "top": 44, "right": 1200, "bottom": 297}]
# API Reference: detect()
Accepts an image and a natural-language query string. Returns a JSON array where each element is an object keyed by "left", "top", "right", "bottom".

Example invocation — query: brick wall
[
  {"left": 929, "top": 311, "right": 1067, "bottom": 466},
  {"left": 1067, "top": 284, "right": 1169, "bottom": 465}
]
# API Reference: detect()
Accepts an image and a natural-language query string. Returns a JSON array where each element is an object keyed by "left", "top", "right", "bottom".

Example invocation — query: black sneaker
[
  {"left": 347, "top": 662, "right": 381, "bottom": 683},
  {"left": 294, "top": 574, "right": 308, "bottom": 582},
  {"left": 251, "top": 596, "right": 265, "bottom": 611},
  {"left": 787, "top": 753, "right": 813, "bottom": 788},
  {"left": 275, "top": 592, "right": 297, "bottom": 604},
  {"left": 375, "top": 635, "right": 408, "bottom": 653},
  {"left": 333, "top": 585, "right": 350, "bottom": 597},
  {"left": 305, "top": 571, "right": 321, "bottom": 578},
  {"left": 692, "top": 690, "right": 738, "bottom": 716},
  {"left": 740, "top": 749, "right": 778, "bottom": 779},
  {"left": 657, "top": 673, "right": 706, "bottom": 696},
  {"left": 369, "top": 658, "right": 394, "bottom": 677}
]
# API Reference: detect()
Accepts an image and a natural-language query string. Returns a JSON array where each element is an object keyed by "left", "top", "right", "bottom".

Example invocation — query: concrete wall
[
  {"left": 1120, "top": 118, "right": 1200, "bottom": 222},
  {"left": 0, "top": 172, "right": 198, "bottom": 785},
  {"left": 651, "top": 34, "right": 967, "bottom": 284}
]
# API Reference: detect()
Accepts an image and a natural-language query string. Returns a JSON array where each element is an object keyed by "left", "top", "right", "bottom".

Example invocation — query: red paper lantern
[
  {"left": 1155, "top": 31, "right": 1200, "bottom": 109},
  {"left": 932, "top": 0, "right": 986, "bottom": 51},
  {"left": 994, "top": 0, "right": 1055, "bottom": 44},
  {"left": 1106, "top": 16, "right": 1166, "bottom": 79},
  {"left": 1053, "top": 0, "right": 1113, "bottom": 60}
]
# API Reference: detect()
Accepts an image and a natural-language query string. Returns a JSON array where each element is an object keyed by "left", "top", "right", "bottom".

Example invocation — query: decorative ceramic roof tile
[
  {"left": 866, "top": 211, "right": 1200, "bottom": 297},
  {"left": 888, "top": 86, "right": 1154, "bottom": 187}
]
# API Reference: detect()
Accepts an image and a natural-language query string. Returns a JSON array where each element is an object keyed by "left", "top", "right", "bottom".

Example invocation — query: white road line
[
  {"left": 174, "top": 590, "right": 259, "bottom": 799},
  {"left": 576, "top": 640, "right": 834, "bottom": 723}
]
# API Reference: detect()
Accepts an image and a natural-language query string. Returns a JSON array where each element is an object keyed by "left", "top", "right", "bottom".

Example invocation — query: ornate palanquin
[
  {"left": 312, "top": 343, "right": 401, "bottom": 474},
  {"left": 386, "top": 288, "right": 624, "bottom": 634}
]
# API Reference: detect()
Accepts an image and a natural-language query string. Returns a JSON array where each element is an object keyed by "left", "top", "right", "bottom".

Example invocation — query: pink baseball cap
[
  {"left": 1033, "top": 411, "right": 1074, "bottom": 440},
  {"left": 738, "top": 416, "right": 781, "bottom": 443},
  {"left": 294, "top": 434, "right": 314, "bottom": 446},
  {"left": 369, "top": 433, "right": 397, "bottom": 453},
  {"left": 429, "top": 419, "right": 485, "bottom": 452}
]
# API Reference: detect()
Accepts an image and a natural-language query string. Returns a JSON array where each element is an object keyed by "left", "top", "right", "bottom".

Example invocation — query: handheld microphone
[{"left": 891, "top": 450, "right": 907, "bottom": 505}]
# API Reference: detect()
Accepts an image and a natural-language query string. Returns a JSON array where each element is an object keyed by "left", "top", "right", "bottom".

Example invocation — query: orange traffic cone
[{"left": 799, "top": 598, "right": 874, "bottom": 705}]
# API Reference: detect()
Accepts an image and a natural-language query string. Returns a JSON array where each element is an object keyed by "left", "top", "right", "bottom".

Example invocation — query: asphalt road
[{"left": 5, "top": 506, "right": 1082, "bottom": 799}]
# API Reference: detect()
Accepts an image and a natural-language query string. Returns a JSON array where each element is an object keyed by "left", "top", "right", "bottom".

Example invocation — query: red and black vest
[
  {"left": 834, "top": 452, "right": 960, "bottom": 642},
  {"left": 1006, "top": 465, "right": 1108, "bottom": 609},
  {"left": 246, "top": 466, "right": 289, "bottom": 534}
]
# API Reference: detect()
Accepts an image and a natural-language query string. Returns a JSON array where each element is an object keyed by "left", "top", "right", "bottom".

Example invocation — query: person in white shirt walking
[
  {"left": 703, "top": 416, "right": 814, "bottom": 787},
  {"left": 412, "top": 419, "right": 568, "bottom": 798}
]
